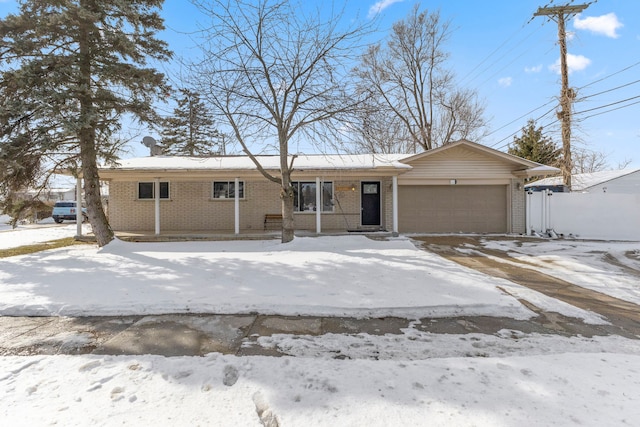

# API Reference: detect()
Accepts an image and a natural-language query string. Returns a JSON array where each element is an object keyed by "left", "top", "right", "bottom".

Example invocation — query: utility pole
[{"left": 534, "top": 4, "right": 589, "bottom": 191}]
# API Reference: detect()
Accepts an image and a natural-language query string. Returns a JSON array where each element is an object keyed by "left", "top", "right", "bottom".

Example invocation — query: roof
[
  {"left": 101, "top": 153, "right": 411, "bottom": 172},
  {"left": 525, "top": 168, "right": 640, "bottom": 191},
  {"left": 89, "top": 141, "right": 558, "bottom": 179}
]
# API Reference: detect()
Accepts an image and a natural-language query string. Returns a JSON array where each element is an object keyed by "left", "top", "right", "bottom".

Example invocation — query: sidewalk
[{"left": 1, "top": 310, "right": 635, "bottom": 357}]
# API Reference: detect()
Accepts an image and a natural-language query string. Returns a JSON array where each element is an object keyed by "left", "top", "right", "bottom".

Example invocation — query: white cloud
[
  {"left": 574, "top": 13, "right": 623, "bottom": 38},
  {"left": 367, "top": 0, "right": 404, "bottom": 19},
  {"left": 525, "top": 64, "right": 543, "bottom": 73},
  {"left": 549, "top": 54, "right": 591, "bottom": 74},
  {"left": 498, "top": 77, "right": 513, "bottom": 87}
]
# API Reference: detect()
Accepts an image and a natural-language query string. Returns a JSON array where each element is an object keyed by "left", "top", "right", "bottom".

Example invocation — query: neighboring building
[
  {"left": 93, "top": 140, "right": 558, "bottom": 235},
  {"left": 525, "top": 168, "right": 640, "bottom": 194},
  {"left": 22, "top": 187, "right": 76, "bottom": 202}
]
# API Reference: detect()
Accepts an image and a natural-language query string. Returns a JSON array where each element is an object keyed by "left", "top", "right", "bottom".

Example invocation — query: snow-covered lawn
[
  {"left": 1, "top": 224, "right": 639, "bottom": 426},
  {"left": 0, "top": 236, "right": 535, "bottom": 319},
  {"left": 0, "top": 215, "right": 91, "bottom": 250}
]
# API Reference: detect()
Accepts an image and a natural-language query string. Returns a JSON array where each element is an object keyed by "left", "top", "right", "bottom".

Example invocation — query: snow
[
  {"left": 0, "top": 216, "right": 91, "bottom": 250},
  {"left": 1, "top": 225, "right": 640, "bottom": 426},
  {"left": 480, "top": 239, "right": 640, "bottom": 306},
  {"left": 0, "top": 234, "right": 534, "bottom": 319},
  {"left": 104, "top": 153, "right": 412, "bottom": 171},
  {"left": 525, "top": 168, "right": 640, "bottom": 191}
]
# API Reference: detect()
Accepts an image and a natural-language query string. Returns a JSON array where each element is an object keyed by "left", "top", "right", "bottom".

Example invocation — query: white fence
[{"left": 526, "top": 191, "right": 640, "bottom": 241}]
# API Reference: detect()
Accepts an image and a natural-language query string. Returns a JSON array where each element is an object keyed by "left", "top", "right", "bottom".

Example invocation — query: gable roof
[
  {"left": 90, "top": 140, "right": 558, "bottom": 180},
  {"left": 400, "top": 139, "right": 559, "bottom": 177},
  {"left": 525, "top": 168, "right": 640, "bottom": 191}
]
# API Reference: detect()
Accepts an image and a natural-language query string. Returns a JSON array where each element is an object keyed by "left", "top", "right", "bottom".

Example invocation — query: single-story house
[
  {"left": 95, "top": 140, "right": 558, "bottom": 235},
  {"left": 525, "top": 168, "right": 640, "bottom": 194}
]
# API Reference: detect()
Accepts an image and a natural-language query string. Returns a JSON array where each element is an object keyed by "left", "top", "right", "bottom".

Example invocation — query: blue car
[{"left": 52, "top": 201, "right": 88, "bottom": 223}]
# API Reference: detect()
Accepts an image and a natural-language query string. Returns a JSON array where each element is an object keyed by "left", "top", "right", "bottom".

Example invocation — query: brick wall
[
  {"left": 108, "top": 178, "right": 377, "bottom": 232},
  {"left": 511, "top": 178, "right": 526, "bottom": 233}
]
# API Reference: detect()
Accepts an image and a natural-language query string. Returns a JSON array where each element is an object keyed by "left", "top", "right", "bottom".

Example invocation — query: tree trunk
[
  {"left": 280, "top": 176, "right": 295, "bottom": 243},
  {"left": 81, "top": 152, "right": 113, "bottom": 247},
  {"left": 78, "top": 11, "right": 114, "bottom": 247}
]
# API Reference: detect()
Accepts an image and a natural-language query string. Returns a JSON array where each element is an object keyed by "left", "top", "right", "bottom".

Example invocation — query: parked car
[{"left": 52, "top": 201, "right": 88, "bottom": 223}]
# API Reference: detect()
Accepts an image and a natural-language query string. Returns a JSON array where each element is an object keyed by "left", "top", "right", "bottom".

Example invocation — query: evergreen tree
[
  {"left": 0, "top": 0, "right": 171, "bottom": 246},
  {"left": 509, "top": 119, "right": 562, "bottom": 168},
  {"left": 161, "top": 89, "right": 222, "bottom": 156}
]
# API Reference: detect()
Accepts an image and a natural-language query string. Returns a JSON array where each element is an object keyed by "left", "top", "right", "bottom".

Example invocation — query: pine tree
[
  {"left": 161, "top": 89, "right": 222, "bottom": 156},
  {"left": 509, "top": 119, "right": 562, "bottom": 168},
  {"left": 0, "top": 0, "right": 171, "bottom": 246}
]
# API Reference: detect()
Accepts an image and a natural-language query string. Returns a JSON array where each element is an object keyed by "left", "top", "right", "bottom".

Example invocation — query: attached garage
[
  {"left": 398, "top": 185, "right": 508, "bottom": 233},
  {"left": 395, "top": 140, "right": 558, "bottom": 235}
]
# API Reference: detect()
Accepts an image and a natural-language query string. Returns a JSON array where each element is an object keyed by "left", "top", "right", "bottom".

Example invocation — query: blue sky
[{"left": 1, "top": 0, "right": 638, "bottom": 168}]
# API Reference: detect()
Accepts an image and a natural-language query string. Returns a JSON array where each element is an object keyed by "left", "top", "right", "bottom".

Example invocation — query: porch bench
[{"left": 264, "top": 214, "right": 283, "bottom": 231}]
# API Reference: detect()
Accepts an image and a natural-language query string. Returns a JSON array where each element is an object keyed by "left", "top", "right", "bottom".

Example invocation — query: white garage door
[{"left": 398, "top": 185, "right": 508, "bottom": 233}]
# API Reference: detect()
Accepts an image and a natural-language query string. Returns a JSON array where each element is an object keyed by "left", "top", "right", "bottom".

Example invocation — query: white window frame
[
  {"left": 212, "top": 180, "right": 245, "bottom": 199},
  {"left": 292, "top": 181, "right": 334, "bottom": 212},
  {"left": 137, "top": 181, "right": 170, "bottom": 200}
]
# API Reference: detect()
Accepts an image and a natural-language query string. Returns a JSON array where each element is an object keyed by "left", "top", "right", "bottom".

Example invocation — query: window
[
  {"left": 292, "top": 181, "right": 333, "bottom": 212},
  {"left": 138, "top": 182, "right": 169, "bottom": 199},
  {"left": 213, "top": 181, "right": 244, "bottom": 199}
]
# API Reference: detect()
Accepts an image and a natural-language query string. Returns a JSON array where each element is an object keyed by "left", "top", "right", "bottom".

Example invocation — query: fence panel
[{"left": 526, "top": 192, "right": 640, "bottom": 241}]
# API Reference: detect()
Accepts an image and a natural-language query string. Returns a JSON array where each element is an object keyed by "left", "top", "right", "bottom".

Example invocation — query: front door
[{"left": 361, "top": 181, "right": 381, "bottom": 226}]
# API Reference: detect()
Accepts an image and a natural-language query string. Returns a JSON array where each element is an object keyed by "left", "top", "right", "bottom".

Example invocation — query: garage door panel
[{"left": 399, "top": 185, "right": 507, "bottom": 233}]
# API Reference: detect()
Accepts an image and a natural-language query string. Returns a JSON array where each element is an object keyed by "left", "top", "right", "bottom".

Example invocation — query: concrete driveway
[{"left": 414, "top": 235, "right": 640, "bottom": 338}]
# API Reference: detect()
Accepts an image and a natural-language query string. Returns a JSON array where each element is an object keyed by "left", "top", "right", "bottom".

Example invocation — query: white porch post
[
  {"left": 315, "top": 177, "right": 321, "bottom": 234},
  {"left": 76, "top": 177, "right": 82, "bottom": 237},
  {"left": 154, "top": 178, "right": 160, "bottom": 235},
  {"left": 392, "top": 175, "right": 399, "bottom": 235},
  {"left": 526, "top": 190, "right": 532, "bottom": 236},
  {"left": 234, "top": 177, "right": 240, "bottom": 235}
]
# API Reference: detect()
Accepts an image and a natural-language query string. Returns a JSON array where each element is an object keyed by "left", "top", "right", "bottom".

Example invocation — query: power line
[
  {"left": 575, "top": 94, "right": 640, "bottom": 115},
  {"left": 488, "top": 60, "right": 640, "bottom": 148},
  {"left": 578, "top": 79, "right": 640, "bottom": 101},
  {"left": 485, "top": 100, "right": 556, "bottom": 140},
  {"left": 577, "top": 61, "right": 640, "bottom": 91},
  {"left": 459, "top": 20, "right": 545, "bottom": 87},
  {"left": 577, "top": 99, "right": 640, "bottom": 120}
]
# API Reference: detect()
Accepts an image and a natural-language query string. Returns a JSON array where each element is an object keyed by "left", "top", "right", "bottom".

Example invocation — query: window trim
[
  {"left": 292, "top": 181, "right": 334, "bottom": 213},
  {"left": 137, "top": 181, "right": 170, "bottom": 200},
  {"left": 212, "top": 180, "right": 245, "bottom": 200}
]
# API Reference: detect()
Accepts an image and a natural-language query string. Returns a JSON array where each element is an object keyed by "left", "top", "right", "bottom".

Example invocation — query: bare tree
[
  {"left": 354, "top": 4, "right": 487, "bottom": 152},
  {"left": 350, "top": 98, "right": 415, "bottom": 154},
  {"left": 572, "top": 148, "right": 632, "bottom": 173},
  {"left": 190, "top": 0, "right": 369, "bottom": 243}
]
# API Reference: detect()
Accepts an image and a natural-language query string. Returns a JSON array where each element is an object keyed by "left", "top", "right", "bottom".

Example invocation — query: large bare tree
[
  {"left": 190, "top": 0, "right": 369, "bottom": 242},
  {"left": 355, "top": 4, "right": 487, "bottom": 152}
]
